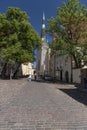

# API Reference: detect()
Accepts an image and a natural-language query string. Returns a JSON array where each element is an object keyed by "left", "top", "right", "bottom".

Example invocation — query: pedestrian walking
[{"left": 28, "top": 74, "right": 32, "bottom": 82}]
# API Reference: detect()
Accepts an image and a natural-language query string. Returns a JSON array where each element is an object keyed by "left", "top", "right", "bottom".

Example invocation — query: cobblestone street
[{"left": 0, "top": 79, "right": 87, "bottom": 130}]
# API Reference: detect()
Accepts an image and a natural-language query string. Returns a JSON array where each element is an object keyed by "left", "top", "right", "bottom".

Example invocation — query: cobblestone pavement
[{"left": 0, "top": 79, "right": 87, "bottom": 130}]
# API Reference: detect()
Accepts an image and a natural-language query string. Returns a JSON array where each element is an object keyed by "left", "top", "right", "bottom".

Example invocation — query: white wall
[
  {"left": 73, "top": 69, "right": 81, "bottom": 84},
  {"left": 55, "top": 53, "right": 81, "bottom": 83},
  {"left": 55, "top": 54, "right": 72, "bottom": 82}
]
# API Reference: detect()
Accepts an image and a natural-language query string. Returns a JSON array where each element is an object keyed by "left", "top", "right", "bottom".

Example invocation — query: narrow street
[{"left": 0, "top": 79, "right": 87, "bottom": 130}]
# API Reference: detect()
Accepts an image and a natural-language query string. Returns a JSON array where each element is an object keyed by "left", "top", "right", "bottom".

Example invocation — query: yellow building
[{"left": 21, "top": 62, "right": 34, "bottom": 76}]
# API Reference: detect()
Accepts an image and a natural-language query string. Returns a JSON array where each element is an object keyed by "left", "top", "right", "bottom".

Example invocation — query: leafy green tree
[
  {"left": 0, "top": 7, "right": 41, "bottom": 78},
  {"left": 47, "top": 0, "right": 87, "bottom": 68}
]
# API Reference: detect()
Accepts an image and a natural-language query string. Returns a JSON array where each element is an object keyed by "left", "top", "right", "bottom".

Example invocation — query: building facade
[
  {"left": 50, "top": 51, "right": 81, "bottom": 84},
  {"left": 21, "top": 62, "right": 34, "bottom": 76},
  {"left": 36, "top": 13, "right": 49, "bottom": 77}
]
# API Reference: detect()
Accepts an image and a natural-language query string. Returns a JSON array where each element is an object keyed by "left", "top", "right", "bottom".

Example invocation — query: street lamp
[
  {"left": 71, "top": 56, "right": 73, "bottom": 82},
  {"left": 68, "top": 30, "right": 73, "bottom": 82}
]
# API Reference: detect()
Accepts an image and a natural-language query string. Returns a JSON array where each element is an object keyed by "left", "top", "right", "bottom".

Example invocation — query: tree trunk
[
  {"left": 10, "top": 68, "right": 13, "bottom": 80},
  {"left": 72, "top": 54, "right": 79, "bottom": 68},
  {"left": 1, "top": 62, "right": 8, "bottom": 79},
  {"left": 12, "top": 64, "right": 21, "bottom": 79}
]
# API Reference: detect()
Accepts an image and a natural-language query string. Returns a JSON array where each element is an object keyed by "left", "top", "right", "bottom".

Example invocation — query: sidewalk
[
  {"left": 51, "top": 81, "right": 87, "bottom": 106},
  {"left": 51, "top": 80, "right": 87, "bottom": 92},
  {"left": 0, "top": 79, "right": 26, "bottom": 106},
  {"left": 0, "top": 79, "right": 87, "bottom": 129}
]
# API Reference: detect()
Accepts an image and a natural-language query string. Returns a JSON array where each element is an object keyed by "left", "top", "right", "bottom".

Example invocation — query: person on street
[{"left": 28, "top": 74, "right": 32, "bottom": 82}]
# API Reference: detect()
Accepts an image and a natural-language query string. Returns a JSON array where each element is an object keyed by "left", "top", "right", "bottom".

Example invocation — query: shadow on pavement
[
  {"left": 33, "top": 78, "right": 87, "bottom": 106},
  {"left": 32, "top": 79, "right": 53, "bottom": 83},
  {"left": 59, "top": 88, "right": 87, "bottom": 106}
]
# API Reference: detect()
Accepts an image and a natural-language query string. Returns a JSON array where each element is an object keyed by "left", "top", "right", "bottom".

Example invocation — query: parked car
[{"left": 44, "top": 75, "right": 53, "bottom": 81}]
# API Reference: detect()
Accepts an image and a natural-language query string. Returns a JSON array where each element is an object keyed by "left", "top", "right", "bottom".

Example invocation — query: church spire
[
  {"left": 41, "top": 12, "right": 46, "bottom": 41},
  {"left": 42, "top": 12, "right": 45, "bottom": 23}
]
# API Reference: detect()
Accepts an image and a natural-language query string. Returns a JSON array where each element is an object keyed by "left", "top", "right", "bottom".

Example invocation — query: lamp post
[
  {"left": 71, "top": 56, "right": 73, "bottom": 82},
  {"left": 68, "top": 30, "right": 73, "bottom": 82},
  {"left": 60, "top": 65, "right": 63, "bottom": 81},
  {"left": 54, "top": 54, "right": 56, "bottom": 80}
]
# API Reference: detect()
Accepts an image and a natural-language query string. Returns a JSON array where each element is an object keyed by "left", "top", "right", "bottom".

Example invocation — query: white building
[
  {"left": 36, "top": 13, "right": 49, "bottom": 77},
  {"left": 53, "top": 52, "right": 81, "bottom": 84},
  {"left": 21, "top": 62, "right": 34, "bottom": 76}
]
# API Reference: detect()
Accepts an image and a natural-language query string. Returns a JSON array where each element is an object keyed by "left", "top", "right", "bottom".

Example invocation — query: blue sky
[
  {"left": 0, "top": 0, "right": 63, "bottom": 35},
  {"left": 0, "top": 0, "right": 87, "bottom": 67},
  {"left": 0, "top": 0, "right": 87, "bottom": 36}
]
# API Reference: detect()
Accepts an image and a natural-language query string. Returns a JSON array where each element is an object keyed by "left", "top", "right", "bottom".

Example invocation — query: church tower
[
  {"left": 41, "top": 12, "right": 46, "bottom": 42},
  {"left": 36, "top": 13, "right": 49, "bottom": 77}
]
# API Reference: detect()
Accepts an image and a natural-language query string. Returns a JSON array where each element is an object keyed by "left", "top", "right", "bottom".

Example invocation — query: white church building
[
  {"left": 36, "top": 13, "right": 84, "bottom": 85},
  {"left": 36, "top": 13, "right": 49, "bottom": 77}
]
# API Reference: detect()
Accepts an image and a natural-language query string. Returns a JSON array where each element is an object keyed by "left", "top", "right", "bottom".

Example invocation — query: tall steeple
[
  {"left": 41, "top": 12, "right": 46, "bottom": 42},
  {"left": 36, "top": 12, "right": 49, "bottom": 77}
]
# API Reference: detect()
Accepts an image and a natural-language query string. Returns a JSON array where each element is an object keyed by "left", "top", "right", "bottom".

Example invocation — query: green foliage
[
  {"left": 47, "top": 17, "right": 57, "bottom": 34},
  {"left": 48, "top": 0, "right": 87, "bottom": 68},
  {"left": 6, "top": 7, "right": 28, "bottom": 21},
  {"left": 0, "top": 7, "right": 41, "bottom": 64}
]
